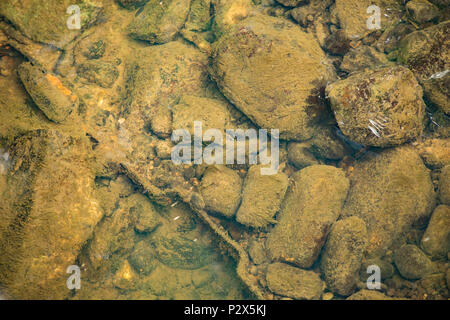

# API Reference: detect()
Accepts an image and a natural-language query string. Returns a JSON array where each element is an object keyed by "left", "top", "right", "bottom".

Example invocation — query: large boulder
[
  {"left": 326, "top": 66, "right": 426, "bottom": 147},
  {"left": 342, "top": 147, "right": 436, "bottom": 257},
  {"left": 266, "top": 165, "right": 350, "bottom": 268},
  {"left": 210, "top": 14, "right": 336, "bottom": 140},
  {"left": 0, "top": 130, "right": 103, "bottom": 299}
]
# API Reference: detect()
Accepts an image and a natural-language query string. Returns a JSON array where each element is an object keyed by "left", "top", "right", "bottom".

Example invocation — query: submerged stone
[
  {"left": 266, "top": 262, "right": 324, "bottom": 300},
  {"left": 320, "top": 217, "right": 368, "bottom": 297},
  {"left": 266, "top": 165, "right": 350, "bottom": 268},
  {"left": 421, "top": 205, "right": 450, "bottom": 259},
  {"left": 200, "top": 165, "right": 242, "bottom": 218},
  {"left": 326, "top": 66, "right": 426, "bottom": 147},
  {"left": 18, "top": 62, "right": 79, "bottom": 123},
  {"left": 210, "top": 14, "right": 336, "bottom": 141},
  {"left": 76, "top": 61, "right": 119, "bottom": 88},
  {"left": 394, "top": 244, "right": 435, "bottom": 280},
  {"left": 236, "top": 165, "right": 289, "bottom": 228},
  {"left": 127, "top": 0, "right": 191, "bottom": 44},
  {"left": 342, "top": 147, "right": 436, "bottom": 257}
]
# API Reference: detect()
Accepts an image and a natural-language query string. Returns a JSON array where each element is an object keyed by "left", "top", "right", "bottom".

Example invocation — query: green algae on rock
[
  {"left": 0, "top": 0, "right": 103, "bottom": 49},
  {"left": 394, "top": 244, "right": 436, "bottom": 280},
  {"left": 342, "top": 147, "right": 436, "bottom": 257},
  {"left": 235, "top": 165, "right": 289, "bottom": 228},
  {"left": 18, "top": 62, "right": 79, "bottom": 123},
  {"left": 420, "top": 205, "right": 450, "bottom": 259},
  {"left": 326, "top": 66, "right": 426, "bottom": 147},
  {"left": 266, "top": 165, "right": 350, "bottom": 268},
  {"left": 200, "top": 165, "right": 242, "bottom": 218},
  {"left": 210, "top": 14, "right": 336, "bottom": 141},
  {"left": 320, "top": 216, "right": 368, "bottom": 297},
  {"left": 266, "top": 262, "right": 324, "bottom": 300},
  {"left": 127, "top": 0, "right": 191, "bottom": 44}
]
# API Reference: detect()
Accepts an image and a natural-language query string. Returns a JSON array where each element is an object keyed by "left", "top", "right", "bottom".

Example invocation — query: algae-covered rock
[
  {"left": 211, "top": 0, "right": 254, "bottom": 38},
  {"left": 113, "top": 260, "right": 137, "bottom": 290},
  {"left": 200, "top": 165, "right": 242, "bottom": 218},
  {"left": 210, "top": 14, "right": 336, "bottom": 140},
  {"left": 326, "top": 66, "right": 426, "bottom": 147},
  {"left": 360, "top": 258, "right": 394, "bottom": 281},
  {"left": 406, "top": 0, "right": 440, "bottom": 24},
  {"left": 266, "top": 165, "right": 350, "bottom": 268},
  {"left": 421, "top": 205, "right": 450, "bottom": 259},
  {"left": 130, "top": 193, "right": 161, "bottom": 233},
  {"left": 236, "top": 165, "right": 288, "bottom": 228},
  {"left": 266, "top": 262, "right": 324, "bottom": 300},
  {"left": 439, "top": 165, "right": 450, "bottom": 205},
  {"left": 117, "top": 0, "right": 149, "bottom": 9},
  {"left": 422, "top": 71, "right": 450, "bottom": 115},
  {"left": 394, "top": 244, "right": 435, "bottom": 280},
  {"left": 172, "top": 95, "right": 233, "bottom": 135},
  {"left": 276, "top": 0, "right": 305, "bottom": 7},
  {"left": 0, "top": 0, "right": 102, "bottom": 48},
  {"left": 342, "top": 147, "right": 436, "bottom": 257},
  {"left": 320, "top": 217, "right": 368, "bottom": 297},
  {"left": 18, "top": 62, "right": 79, "bottom": 123},
  {"left": 127, "top": 0, "right": 191, "bottom": 44},
  {"left": 248, "top": 239, "right": 268, "bottom": 265},
  {"left": 414, "top": 138, "right": 450, "bottom": 169},
  {"left": 287, "top": 141, "right": 320, "bottom": 169},
  {"left": 332, "top": 0, "right": 404, "bottom": 41},
  {"left": 398, "top": 21, "right": 450, "bottom": 80},
  {"left": 129, "top": 240, "right": 157, "bottom": 275},
  {"left": 184, "top": 0, "right": 211, "bottom": 32},
  {"left": 340, "top": 45, "right": 392, "bottom": 74},
  {"left": 152, "top": 235, "right": 215, "bottom": 270},
  {"left": 76, "top": 60, "right": 119, "bottom": 88},
  {"left": 0, "top": 130, "right": 103, "bottom": 299},
  {"left": 347, "top": 289, "right": 392, "bottom": 300}
]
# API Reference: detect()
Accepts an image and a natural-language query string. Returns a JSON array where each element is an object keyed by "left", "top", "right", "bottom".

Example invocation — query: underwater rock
[
  {"left": 184, "top": 0, "right": 211, "bottom": 32},
  {"left": 266, "top": 165, "right": 350, "bottom": 268},
  {"left": 211, "top": 0, "right": 254, "bottom": 39},
  {"left": 347, "top": 290, "right": 392, "bottom": 300},
  {"left": 290, "top": 0, "right": 333, "bottom": 27},
  {"left": 130, "top": 193, "right": 161, "bottom": 233},
  {"left": 0, "top": 0, "right": 102, "bottom": 48},
  {"left": 248, "top": 239, "right": 268, "bottom": 265},
  {"left": 340, "top": 45, "right": 392, "bottom": 74},
  {"left": 266, "top": 262, "right": 324, "bottom": 300},
  {"left": 129, "top": 240, "right": 158, "bottom": 275},
  {"left": 421, "top": 205, "right": 450, "bottom": 259},
  {"left": 398, "top": 21, "right": 450, "bottom": 80},
  {"left": 210, "top": 14, "right": 336, "bottom": 141},
  {"left": 320, "top": 217, "right": 368, "bottom": 297},
  {"left": 422, "top": 71, "right": 450, "bottom": 114},
  {"left": 200, "top": 165, "right": 242, "bottom": 218},
  {"left": 172, "top": 96, "right": 233, "bottom": 135},
  {"left": 117, "top": 0, "right": 149, "bottom": 9},
  {"left": 113, "top": 260, "right": 137, "bottom": 290},
  {"left": 342, "top": 147, "right": 436, "bottom": 257},
  {"left": 18, "top": 62, "right": 79, "bottom": 123},
  {"left": 324, "top": 29, "right": 351, "bottom": 56},
  {"left": 406, "top": 0, "right": 440, "bottom": 24},
  {"left": 236, "top": 165, "right": 289, "bottom": 228},
  {"left": 76, "top": 60, "right": 119, "bottom": 88},
  {"left": 308, "top": 126, "right": 352, "bottom": 161},
  {"left": 276, "top": 0, "right": 305, "bottom": 7},
  {"left": 439, "top": 165, "right": 450, "bottom": 205},
  {"left": 360, "top": 258, "right": 394, "bottom": 281},
  {"left": 376, "top": 22, "right": 416, "bottom": 54},
  {"left": 0, "top": 130, "right": 103, "bottom": 299},
  {"left": 152, "top": 235, "right": 214, "bottom": 270},
  {"left": 414, "top": 138, "right": 450, "bottom": 169},
  {"left": 125, "top": 41, "right": 208, "bottom": 128},
  {"left": 326, "top": 66, "right": 426, "bottom": 147},
  {"left": 394, "top": 244, "right": 435, "bottom": 280},
  {"left": 127, "top": 0, "right": 191, "bottom": 44},
  {"left": 287, "top": 141, "right": 320, "bottom": 169},
  {"left": 331, "top": 0, "right": 403, "bottom": 41}
]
